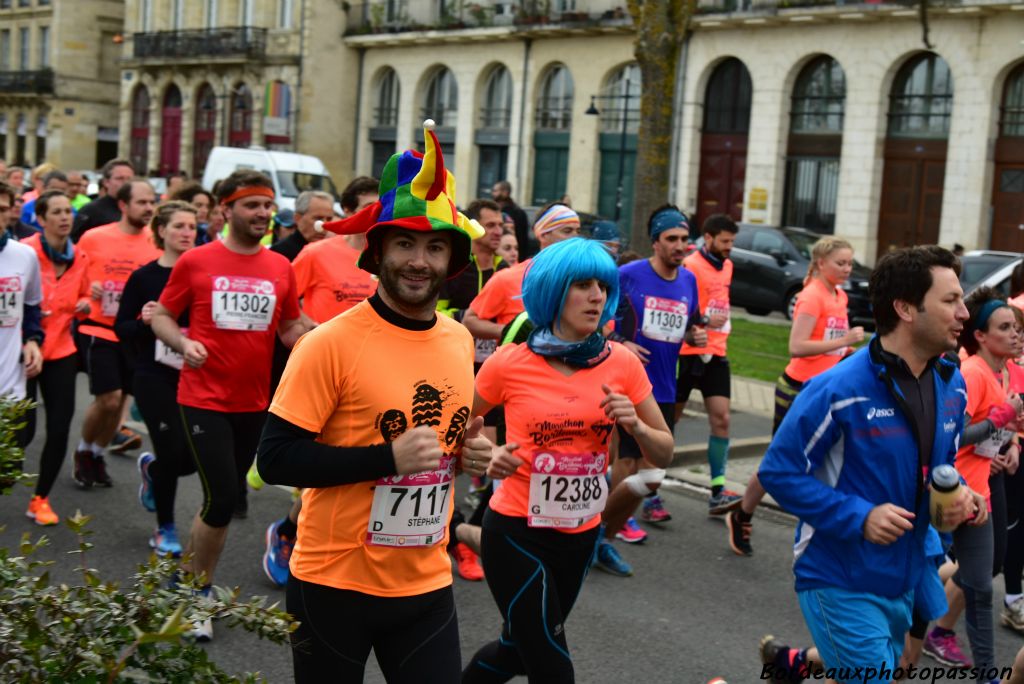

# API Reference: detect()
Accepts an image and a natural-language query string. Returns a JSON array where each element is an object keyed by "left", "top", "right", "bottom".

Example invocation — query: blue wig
[{"left": 522, "top": 237, "right": 620, "bottom": 330}]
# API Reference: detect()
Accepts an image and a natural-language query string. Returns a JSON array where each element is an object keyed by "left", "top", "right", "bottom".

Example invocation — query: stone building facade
[
  {"left": 0, "top": 0, "right": 124, "bottom": 171},
  {"left": 343, "top": 0, "right": 1024, "bottom": 260}
]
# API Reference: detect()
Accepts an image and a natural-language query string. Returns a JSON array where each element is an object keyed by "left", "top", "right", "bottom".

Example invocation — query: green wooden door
[
  {"left": 532, "top": 131, "right": 570, "bottom": 205},
  {"left": 597, "top": 132, "right": 637, "bottom": 234}
]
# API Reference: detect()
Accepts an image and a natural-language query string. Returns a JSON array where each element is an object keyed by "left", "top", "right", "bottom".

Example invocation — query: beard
[{"left": 378, "top": 259, "right": 446, "bottom": 309}]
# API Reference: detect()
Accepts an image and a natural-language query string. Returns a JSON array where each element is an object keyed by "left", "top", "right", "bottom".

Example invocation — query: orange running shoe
[
  {"left": 453, "top": 542, "right": 484, "bottom": 581},
  {"left": 26, "top": 495, "right": 59, "bottom": 526}
]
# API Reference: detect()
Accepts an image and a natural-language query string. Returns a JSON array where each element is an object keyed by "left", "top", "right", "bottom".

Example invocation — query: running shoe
[
  {"left": 593, "top": 540, "right": 633, "bottom": 577},
  {"left": 922, "top": 628, "right": 972, "bottom": 668},
  {"left": 108, "top": 426, "right": 143, "bottom": 454},
  {"left": 246, "top": 463, "right": 265, "bottom": 491},
  {"left": 640, "top": 494, "right": 671, "bottom": 523},
  {"left": 188, "top": 587, "right": 214, "bottom": 642},
  {"left": 25, "top": 495, "right": 59, "bottom": 526},
  {"left": 72, "top": 449, "right": 95, "bottom": 488},
  {"left": 262, "top": 519, "right": 294, "bottom": 588},
  {"left": 615, "top": 517, "right": 647, "bottom": 544},
  {"left": 92, "top": 454, "right": 113, "bottom": 487},
  {"left": 150, "top": 524, "right": 183, "bottom": 558},
  {"left": 726, "top": 509, "right": 753, "bottom": 556},
  {"left": 759, "top": 634, "right": 806, "bottom": 682},
  {"left": 137, "top": 452, "right": 156, "bottom": 512},
  {"left": 1002, "top": 596, "right": 1024, "bottom": 633},
  {"left": 708, "top": 490, "right": 742, "bottom": 515},
  {"left": 452, "top": 542, "right": 484, "bottom": 581}
]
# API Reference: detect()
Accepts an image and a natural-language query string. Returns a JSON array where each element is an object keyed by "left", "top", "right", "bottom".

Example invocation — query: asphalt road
[{"left": 3, "top": 376, "right": 1022, "bottom": 683}]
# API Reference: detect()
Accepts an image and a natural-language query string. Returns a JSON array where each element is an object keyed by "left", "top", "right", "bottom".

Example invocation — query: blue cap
[
  {"left": 649, "top": 208, "right": 689, "bottom": 241},
  {"left": 274, "top": 208, "right": 296, "bottom": 227},
  {"left": 591, "top": 220, "right": 621, "bottom": 244}
]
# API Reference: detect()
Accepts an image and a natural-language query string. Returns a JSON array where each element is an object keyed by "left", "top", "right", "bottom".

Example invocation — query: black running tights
[
  {"left": 133, "top": 373, "right": 195, "bottom": 527},
  {"left": 24, "top": 354, "right": 78, "bottom": 498}
]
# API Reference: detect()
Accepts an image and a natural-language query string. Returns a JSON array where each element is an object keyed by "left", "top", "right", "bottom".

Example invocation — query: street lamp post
[{"left": 585, "top": 77, "right": 632, "bottom": 225}]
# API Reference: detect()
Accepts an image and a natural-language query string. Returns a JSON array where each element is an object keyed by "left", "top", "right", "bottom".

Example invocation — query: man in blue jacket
[{"left": 759, "top": 245, "right": 988, "bottom": 682}]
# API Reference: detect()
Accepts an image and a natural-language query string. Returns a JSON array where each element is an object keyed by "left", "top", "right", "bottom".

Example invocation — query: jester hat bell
[{"left": 318, "top": 120, "right": 483, "bottom": 277}]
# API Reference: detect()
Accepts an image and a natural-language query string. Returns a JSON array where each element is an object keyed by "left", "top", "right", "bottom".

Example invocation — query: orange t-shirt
[
  {"left": 680, "top": 251, "right": 732, "bottom": 357},
  {"left": 469, "top": 258, "right": 529, "bottom": 325},
  {"left": 270, "top": 300, "right": 475, "bottom": 597},
  {"left": 23, "top": 234, "right": 90, "bottom": 361},
  {"left": 76, "top": 223, "right": 162, "bottom": 342},
  {"left": 292, "top": 237, "right": 377, "bottom": 324},
  {"left": 957, "top": 354, "right": 1013, "bottom": 502},
  {"left": 784, "top": 279, "right": 850, "bottom": 383},
  {"left": 476, "top": 342, "right": 652, "bottom": 533}
]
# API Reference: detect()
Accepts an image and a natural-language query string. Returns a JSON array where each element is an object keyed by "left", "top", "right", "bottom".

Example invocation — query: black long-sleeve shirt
[
  {"left": 114, "top": 260, "right": 187, "bottom": 382},
  {"left": 72, "top": 196, "right": 120, "bottom": 242}
]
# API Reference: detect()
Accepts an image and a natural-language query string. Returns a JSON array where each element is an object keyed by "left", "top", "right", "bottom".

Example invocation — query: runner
[
  {"left": 726, "top": 237, "right": 865, "bottom": 556},
  {"left": 114, "top": 201, "right": 198, "bottom": 557},
  {"left": 1000, "top": 302, "right": 1024, "bottom": 635},
  {"left": 151, "top": 170, "right": 308, "bottom": 641},
  {"left": 759, "top": 246, "right": 985, "bottom": 683},
  {"left": 497, "top": 230, "right": 518, "bottom": 266},
  {"left": 72, "top": 158, "right": 135, "bottom": 241},
  {"left": 599, "top": 206, "right": 704, "bottom": 574},
  {"left": 462, "top": 236, "right": 674, "bottom": 682},
  {"left": 73, "top": 179, "right": 161, "bottom": 487},
  {"left": 20, "top": 190, "right": 90, "bottom": 525},
  {"left": 256, "top": 122, "right": 491, "bottom": 682}
]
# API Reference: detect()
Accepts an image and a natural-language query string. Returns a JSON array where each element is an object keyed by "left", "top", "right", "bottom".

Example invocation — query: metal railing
[
  {"left": 132, "top": 27, "right": 267, "bottom": 60},
  {"left": 0, "top": 68, "right": 54, "bottom": 94}
]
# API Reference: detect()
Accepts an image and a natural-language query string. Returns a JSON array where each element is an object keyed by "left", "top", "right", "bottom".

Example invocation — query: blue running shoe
[
  {"left": 593, "top": 539, "right": 633, "bottom": 577},
  {"left": 150, "top": 524, "right": 183, "bottom": 557},
  {"left": 137, "top": 452, "right": 156, "bottom": 512},
  {"left": 262, "top": 519, "right": 294, "bottom": 588}
]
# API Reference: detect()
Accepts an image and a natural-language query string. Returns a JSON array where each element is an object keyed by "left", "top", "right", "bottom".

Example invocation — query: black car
[{"left": 728, "top": 224, "right": 873, "bottom": 328}]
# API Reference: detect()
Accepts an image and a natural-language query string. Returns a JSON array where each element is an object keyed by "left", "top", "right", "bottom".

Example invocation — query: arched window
[
  {"left": 791, "top": 56, "right": 845, "bottom": 134},
  {"left": 375, "top": 68, "right": 399, "bottom": 127},
  {"left": 480, "top": 66, "right": 512, "bottom": 129},
  {"left": 704, "top": 57, "right": 752, "bottom": 134},
  {"left": 193, "top": 83, "right": 216, "bottom": 177},
  {"left": 129, "top": 86, "right": 150, "bottom": 174},
  {"left": 229, "top": 83, "right": 253, "bottom": 147},
  {"left": 888, "top": 53, "right": 953, "bottom": 138},
  {"left": 421, "top": 68, "right": 458, "bottom": 127},
  {"left": 1000, "top": 63, "right": 1024, "bottom": 138},
  {"left": 163, "top": 84, "right": 182, "bottom": 109},
  {"left": 535, "top": 65, "right": 574, "bottom": 131},
  {"left": 600, "top": 63, "right": 641, "bottom": 134}
]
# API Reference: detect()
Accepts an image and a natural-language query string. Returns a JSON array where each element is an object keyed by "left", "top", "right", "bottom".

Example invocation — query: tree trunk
[{"left": 627, "top": 0, "right": 694, "bottom": 255}]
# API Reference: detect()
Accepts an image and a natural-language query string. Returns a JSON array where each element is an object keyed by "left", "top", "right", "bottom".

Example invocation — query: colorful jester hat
[{"left": 317, "top": 120, "right": 484, "bottom": 277}]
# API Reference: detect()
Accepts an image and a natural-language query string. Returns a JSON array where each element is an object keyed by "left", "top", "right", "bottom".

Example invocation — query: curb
[{"left": 670, "top": 436, "right": 773, "bottom": 468}]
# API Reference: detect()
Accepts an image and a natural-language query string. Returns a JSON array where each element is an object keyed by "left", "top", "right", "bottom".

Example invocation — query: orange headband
[{"left": 220, "top": 185, "right": 275, "bottom": 206}]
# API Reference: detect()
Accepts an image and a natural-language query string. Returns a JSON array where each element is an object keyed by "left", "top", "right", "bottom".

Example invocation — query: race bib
[
  {"left": 707, "top": 298, "right": 731, "bottom": 334},
  {"left": 975, "top": 428, "right": 1013, "bottom": 459},
  {"left": 0, "top": 276, "right": 24, "bottom": 328},
  {"left": 211, "top": 275, "right": 276, "bottom": 331},
  {"left": 155, "top": 327, "right": 187, "bottom": 370},
  {"left": 641, "top": 296, "right": 688, "bottom": 343},
  {"left": 474, "top": 338, "right": 497, "bottom": 364},
  {"left": 101, "top": 280, "right": 124, "bottom": 318},
  {"left": 824, "top": 316, "right": 849, "bottom": 356},
  {"left": 367, "top": 456, "right": 454, "bottom": 547},
  {"left": 527, "top": 452, "right": 608, "bottom": 529}
]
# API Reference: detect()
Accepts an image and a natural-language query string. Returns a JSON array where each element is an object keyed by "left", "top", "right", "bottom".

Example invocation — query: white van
[{"left": 201, "top": 146, "right": 341, "bottom": 213}]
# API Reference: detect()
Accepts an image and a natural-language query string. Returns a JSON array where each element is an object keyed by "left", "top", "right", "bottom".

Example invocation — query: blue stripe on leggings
[
  {"left": 478, "top": 661, "right": 514, "bottom": 677},
  {"left": 503, "top": 534, "right": 571, "bottom": 661}
]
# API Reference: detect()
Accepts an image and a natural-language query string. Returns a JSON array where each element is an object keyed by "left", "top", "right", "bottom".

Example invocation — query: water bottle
[{"left": 929, "top": 464, "right": 963, "bottom": 532}]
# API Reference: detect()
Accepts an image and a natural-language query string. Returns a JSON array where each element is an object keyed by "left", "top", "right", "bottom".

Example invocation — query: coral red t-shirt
[
  {"left": 680, "top": 250, "right": 732, "bottom": 358},
  {"left": 159, "top": 241, "right": 300, "bottom": 412},
  {"left": 469, "top": 258, "right": 529, "bottom": 325},
  {"left": 292, "top": 236, "right": 377, "bottom": 324},
  {"left": 957, "top": 354, "right": 1013, "bottom": 502},
  {"left": 784, "top": 278, "right": 851, "bottom": 383},
  {"left": 476, "top": 342, "right": 652, "bottom": 533}
]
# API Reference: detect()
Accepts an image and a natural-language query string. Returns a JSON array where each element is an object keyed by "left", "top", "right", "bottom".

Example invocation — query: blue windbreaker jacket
[{"left": 759, "top": 336, "right": 966, "bottom": 598}]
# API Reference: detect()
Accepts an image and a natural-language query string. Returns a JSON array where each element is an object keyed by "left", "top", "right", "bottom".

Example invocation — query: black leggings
[
  {"left": 24, "top": 354, "right": 78, "bottom": 498},
  {"left": 990, "top": 471, "right": 1008, "bottom": 578},
  {"left": 463, "top": 510, "right": 599, "bottom": 684},
  {"left": 286, "top": 577, "right": 461, "bottom": 684},
  {"left": 180, "top": 406, "right": 264, "bottom": 528},
  {"left": 134, "top": 373, "right": 195, "bottom": 527},
  {"left": 1005, "top": 464, "right": 1024, "bottom": 595}
]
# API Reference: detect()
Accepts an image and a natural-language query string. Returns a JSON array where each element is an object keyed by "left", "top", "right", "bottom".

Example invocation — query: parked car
[
  {"left": 727, "top": 224, "right": 873, "bottom": 327},
  {"left": 959, "top": 250, "right": 1020, "bottom": 295}
]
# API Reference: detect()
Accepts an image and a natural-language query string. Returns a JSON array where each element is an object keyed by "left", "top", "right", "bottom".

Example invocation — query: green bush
[{"left": 0, "top": 397, "right": 296, "bottom": 683}]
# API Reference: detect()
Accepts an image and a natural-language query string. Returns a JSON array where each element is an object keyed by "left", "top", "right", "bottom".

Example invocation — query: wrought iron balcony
[
  {"left": 132, "top": 27, "right": 267, "bottom": 61},
  {"left": 0, "top": 69, "right": 54, "bottom": 94}
]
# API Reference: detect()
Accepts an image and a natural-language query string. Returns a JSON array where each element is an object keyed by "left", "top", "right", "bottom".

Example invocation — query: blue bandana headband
[
  {"left": 649, "top": 209, "right": 689, "bottom": 241},
  {"left": 973, "top": 299, "right": 1007, "bottom": 334}
]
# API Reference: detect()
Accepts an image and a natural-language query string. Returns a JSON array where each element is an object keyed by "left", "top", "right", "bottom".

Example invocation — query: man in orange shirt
[
  {"left": 73, "top": 179, "right": 160, "bottom": 487},
  {"left": 257, "top": 122, "right": 492, "bottom": 683},
  {"left": 678, "top": 213, "right": 742, "bottom": 514}
]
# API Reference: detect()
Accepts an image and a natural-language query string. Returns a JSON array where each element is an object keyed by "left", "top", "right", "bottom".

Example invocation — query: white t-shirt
[{"left": 0, "top": 239, "right": 43, "bottom": 399}]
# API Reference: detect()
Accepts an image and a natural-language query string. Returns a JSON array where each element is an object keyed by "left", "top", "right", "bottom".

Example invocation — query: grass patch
[{"left": 727, "top": 318, "right": 791, "bottom": 383}]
